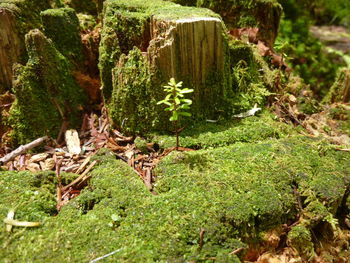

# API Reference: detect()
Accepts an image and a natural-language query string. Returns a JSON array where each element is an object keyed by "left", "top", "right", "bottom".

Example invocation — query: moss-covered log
[
  {"left": 323, "top": 68, "right": 350, "bottom": 104},
  {"left": 8, "top": 29, "right": 86, "bottom": 144}
]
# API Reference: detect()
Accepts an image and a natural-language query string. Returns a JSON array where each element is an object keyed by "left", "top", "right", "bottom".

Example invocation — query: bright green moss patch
[
  {"left": 1, "top": 132, "right": 349, "bottom": 262},
  {"left": 41, "top": 8, "right": 83, "bottom": 65},
  {"left": 8, "top": 29, "right": 86, "bottom": 144},
  {"left": 150, "top": 111, "right": 295, "bottom": 149}
]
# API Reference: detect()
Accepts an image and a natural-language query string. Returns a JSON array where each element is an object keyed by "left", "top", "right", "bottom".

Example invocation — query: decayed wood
[
  {"left": 0, "top": 7, "right": 22, "bottom": 92},
  {"left": 0, "top": 136, "right": 49, "bottom": 165},
  {"left": 65, "top": 129, "right": 81, "bottom": 155},
  {"left": 148, "top": 17, "right": 224, "bottom": 87}
]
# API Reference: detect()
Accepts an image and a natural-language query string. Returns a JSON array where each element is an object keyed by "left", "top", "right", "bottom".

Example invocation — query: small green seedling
[{"left": 157, "top": 78, "right": 193, "bottom": 149}]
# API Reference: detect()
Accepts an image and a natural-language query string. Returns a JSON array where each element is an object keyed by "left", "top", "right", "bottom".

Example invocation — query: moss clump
[
  {"left": 8, "top": 29, "right": 86, "bottom": 144},
  {"left": 110, "top": 48, "right": 168, "bottom": 134},
  {"left": 287, "top": 225, "right": 315, "bottom": 259},
  {"left": 62, "top": 0, "right": 99, "bottom": 15},
  {"left": 322, "top": 68, "right": 350, "bottom": 104},
  {"left": 40, "top": 8, "right": 83, "bottom": 65}
]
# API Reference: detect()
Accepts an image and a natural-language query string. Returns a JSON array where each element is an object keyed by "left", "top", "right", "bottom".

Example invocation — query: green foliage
[
  {"left": 157, "top": 78, "right": 193, "bottom": 148},
  {"left": 157, "top": 78, "right": 193, "bottom": 122},
  {"left": 276, "top": 0, "right": 347, "bottom": 97}
]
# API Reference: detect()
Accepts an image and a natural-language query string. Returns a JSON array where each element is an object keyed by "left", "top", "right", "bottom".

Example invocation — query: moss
[
  {"left": 1, "top": 127, "right": 349, "bottom": 262},
  {"left": 322, "top": 68, "right": 350, "bottom": 104},
  {"left": 8, "top": 29, "right": 86, "bottom": 144},
  {"left": 287, "top": 225, "right": 315, "bottom": 259},
  {"left": 77, "top": 13, "right": 97, "bottom": 31},
  {"left": 62, "top": 0, "right": 98, "bottom": 15},
  {"left": 109, "top": 48, "right": 169, "bottom": 134},
  {"left": 41, "top": 8, "right": 83, "bottom": 66},
  {"left": 150, "top": 110, "right": 292, "bottom": 149},
  {"left": 0, "top": 0, "right": 52, "bottom": 91}
]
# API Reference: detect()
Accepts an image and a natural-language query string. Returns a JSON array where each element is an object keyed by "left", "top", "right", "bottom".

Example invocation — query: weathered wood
[
  {"left": 0, "top": 7, "right": 21, "bottom": 92},
  {"left": 148, "top": 16, "right": 224, "bottom": 87}
]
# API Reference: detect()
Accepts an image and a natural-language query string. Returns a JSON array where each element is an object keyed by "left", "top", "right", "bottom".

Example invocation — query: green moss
[
  {"left": 8, "top": 29, "right": 86, "bottom": 144},
  {"left": 1, "top": 128, "right": 349, "bottom": 262},
  {"left": 41, "top": 8, "right": 83, "bottom": 65},
  {"left": 150, "top": 111, "right": 295, "bottom": 149},
  {"left": 288, "top": 225, "right": 315, "bottom": 259},
  {"left": 109, "top": 48, "right": 168, "bottom": 134},
  {"left": 62, "top": 0, "right": 98, "bottom": 15},
  {"left": 322, "top": 68, "right": 350, "bottom": 104},
  {"left": 77, "top": 13, "right": 97, "bottom": 31}
]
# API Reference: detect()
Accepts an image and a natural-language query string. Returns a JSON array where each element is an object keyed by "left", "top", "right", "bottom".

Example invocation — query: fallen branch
[{"left": 0, "top": 136, "right": 49, "bottom": 165}]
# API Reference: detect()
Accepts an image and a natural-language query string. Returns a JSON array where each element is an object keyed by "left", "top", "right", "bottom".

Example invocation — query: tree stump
[{"left": 101, "top": 0, "right": 234, "bottom": 134}]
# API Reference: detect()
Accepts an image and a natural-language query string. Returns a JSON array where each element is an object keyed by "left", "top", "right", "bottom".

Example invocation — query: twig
[
  {"left": 89, "top": 248, "right": 123, "bottom": 263},
  {"left": 229, "top": 247, "right": 244, "bottom": 255},
  {"left": 198, "top": 228, "right": 206, "bottom": 251},
  {"left": 56, "top": 159, "right": 63, "bottom": 209},
  {"left": 0, "top": 136, "right": 48, "bottom": 165},
  {"left": 62, "top": 160, "right": 97, "bottom": 191}
]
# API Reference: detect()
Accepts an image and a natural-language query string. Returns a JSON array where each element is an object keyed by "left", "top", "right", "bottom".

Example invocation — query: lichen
[{"left": 8, "top": 29, "right": 86, "bottom": 144}]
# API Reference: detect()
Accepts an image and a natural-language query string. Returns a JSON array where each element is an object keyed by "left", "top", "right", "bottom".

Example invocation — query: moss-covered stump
[
  {"left": 0, "top": 0, "right": 51, "bottom": 92},
  {"left": 8, "top": 29, "right": 86, "bottom": 144},
  {"left": 101, "top": 0, "right": 277, "bottom": 135},
  {"left": 41, "top": 8, "right": 83, "bottom": 66},
  {"left": 101, "top": 0, "right": 233, "bottom": 134},
  {"left": 323, "top": 68, "right": 350, "bottom": 104},
  {"left": 1, "top": 117, "right": 349, "bottom": 262},
  {"left": 167, "top": 0, "right": 283, "bottom": 46}
]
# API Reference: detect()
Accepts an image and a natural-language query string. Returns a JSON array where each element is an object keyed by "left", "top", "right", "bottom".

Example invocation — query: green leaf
[
  {"left": 181, "top": 99, "right": 192, "bottom": 105},
  {"left": 179, "top": 111, "right": 191, "bottom": 117},
  {"left": 175, "top": 97, "right": 181, "bottom": 105},
  {"left": 170, "top": 111, "right": 178, "bottom": 121},
  {"left": 179, "top": 88, "right": 194, "bottom": 94}
]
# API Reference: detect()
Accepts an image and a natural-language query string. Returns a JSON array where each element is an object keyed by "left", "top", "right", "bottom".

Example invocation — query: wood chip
[
  {"left": 30, "top": 153, "right": 49, "bottom": 163},
  {"left": 65, "top": 129, "right": 81, "bottom": 155},
  {"left": 27, "top": 163, "right": 41, "bottom": 172}
]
